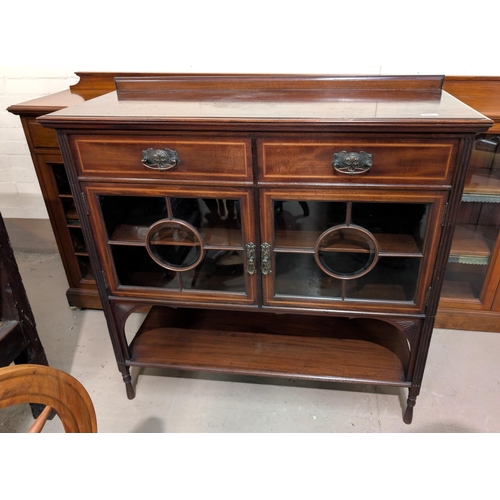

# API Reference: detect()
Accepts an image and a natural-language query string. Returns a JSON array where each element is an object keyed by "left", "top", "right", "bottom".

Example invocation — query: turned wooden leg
[
  {"left": 403, "top": 396, "right": 416, "bottom": 424},
  {"left": 110, "top": 303, "right": 142, "bottom": 400},
  {"left": 403, "top": 387, "right": 419, "bottom": 424},
  {"left": 123, "top": 371, "right": 136, "bottom": 400}
]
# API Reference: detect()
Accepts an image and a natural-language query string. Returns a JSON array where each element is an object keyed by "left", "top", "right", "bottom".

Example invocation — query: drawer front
[
  {"left": 71, "top": 135, "right": 253, "bottom": 183},
  {"left": 258, "top": 137, "right": 458, "bottom": 185}
]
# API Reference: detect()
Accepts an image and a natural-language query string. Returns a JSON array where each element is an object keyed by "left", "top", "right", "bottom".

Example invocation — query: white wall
[
  {"left": 0, "top": 68, "right": 78, "bottom": 218},
  {"left": 2, "top": 0, "right": 500, "bottom": 218}
]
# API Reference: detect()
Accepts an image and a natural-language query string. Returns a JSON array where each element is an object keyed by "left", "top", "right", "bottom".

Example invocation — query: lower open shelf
[{"left": 128, "top": 307, "right": 411, "bottom": 387}]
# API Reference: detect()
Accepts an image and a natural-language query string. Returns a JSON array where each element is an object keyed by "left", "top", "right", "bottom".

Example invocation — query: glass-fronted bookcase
[{"left": 438, "top": 77, "right": 500, "bottom": 331}]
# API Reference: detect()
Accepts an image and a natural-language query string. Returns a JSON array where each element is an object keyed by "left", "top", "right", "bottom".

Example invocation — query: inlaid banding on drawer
[
  {"left": 71, "top": 135, "right": 253, "bottom": 182},
  {"left": 258, "top": 138, "right": 457, "bottom": 185}
]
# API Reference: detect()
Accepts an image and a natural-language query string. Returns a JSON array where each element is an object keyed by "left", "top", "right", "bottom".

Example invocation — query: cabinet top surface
[{"left": 38, "top": 75, "right": 492, "bottom": 133}]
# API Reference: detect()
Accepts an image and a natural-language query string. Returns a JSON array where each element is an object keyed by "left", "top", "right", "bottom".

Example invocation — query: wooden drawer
[
  {"left": 70, "top": 134, "right": 253, "bottom": 183},
  {"left": 258, "top": 136, "right": 458, "bottom": 185}
]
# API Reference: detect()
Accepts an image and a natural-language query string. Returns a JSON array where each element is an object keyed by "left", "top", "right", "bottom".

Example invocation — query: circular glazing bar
[
  {"left": 145, "top": 218, "right": 204, "bottom": 272},
  {"left": 314, "top": 224, "right": 380, "bottom": 280}
]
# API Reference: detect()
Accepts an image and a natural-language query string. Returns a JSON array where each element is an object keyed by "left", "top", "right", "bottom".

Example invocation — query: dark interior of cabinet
[
  {"left": 76, "top": 255, "right": 94, "bottom": 282},
  {"left": 51, "top": 163, "right": 72, "bottom": 195},
  {"left": 274, "top": 253, "right": 420, "bottom": 302},
  {"left": 112, "top": 246, "right": 246, "bottom": 292},
  {"left": 273, "top": 200, "right": 427, "bottom": 303},
  {"left": 60, "top": 197, "right": 79, "bottom": 225},
  {"left": 127, "top": 306, "right": 411, "bottom": 386},
  {"left": 101, "top": 194, "right": 246, "bottom": 292},
  {"left": 100, "top": 195, "right": 242, "bottom": 243},
  {"left": 45, "top": 161, "right": 96, "bottom": 288},
  {"left": 275, "top": 200, "right": 428, "bottom": 250},
  {"left": 69, "top": 227, "right": 86, "bottom": 254}
]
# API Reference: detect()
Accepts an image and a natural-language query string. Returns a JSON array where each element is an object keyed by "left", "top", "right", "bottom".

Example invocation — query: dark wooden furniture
[
  {"left": 39, "top": 75, "right": 490, "bottom": 424},
  {"left": 1, "top": 211, "right": 50, "bottom": 419},
  {"left": 437, "top": 77, "right": 500, "bottom": 331},
  {"left": 0, "top": 211, "right": 48, "bottom": 369}
]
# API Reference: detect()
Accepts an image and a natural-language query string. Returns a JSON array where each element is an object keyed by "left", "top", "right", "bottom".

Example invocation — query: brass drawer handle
[
  {"left": 142, "top": 148, "right": 180, "bottom": 171},
  {"left": 332, "top": 151, "right": 372, "bottom": 175},
  {"left": 261, "top": 243, "right": 272, "bottom": 275}
]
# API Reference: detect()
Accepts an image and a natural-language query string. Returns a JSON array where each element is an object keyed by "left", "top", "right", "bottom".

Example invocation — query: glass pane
[
  {"left": 351, "top": 202, "right": 429, "bottom": 253},
  {"left": 274, "top": 201, "right": 347, "bottom": 249},
  {"left": 62, "top": 197, "right": 79, "bottom": 225},
  {"left": 462, "top": 136, "right": 500, "bottom": 202},
  {"left": 181, "top": 250, "right": 246, "bottom": 292},
  {"left": 442, "top": 134, "right": 500, "bottom": 303},
  {"left": 319, "top": 251, "right": 373, "bottom": 277},
  {"left": 76, "top": 256, "right": 94, "bottom": 281},
  {"left": 99, "top": 195, "right": 168, "bottom": 240},
  {"left": 112, "top": 246, "right": 179, "bottom": 289},
  {"left": 317, "top": 226, "right": 377, "bottom": 278},
  {"left": 275, "top": 253, "right": 342, "bottom": 298},
  {"left": 345, "top": 257, "right": 421, "bottom": 302},
  {"left": 51, "top": 163, "right": 71, "bottom": 195},
  {"left": 69, "top": 227, "right": 86, "bottom": 253},
  {"left": 151, "top": 243, "right": 201, "bottom": 270},
  {"left": 443, "top": 262, "right": 488, "bottom": 300},
  {"left": 171, "top": 198, "right": 242, "bottom": 247},
  {"left": 147, "top": 220, "right": 202, "bottom": 270}
]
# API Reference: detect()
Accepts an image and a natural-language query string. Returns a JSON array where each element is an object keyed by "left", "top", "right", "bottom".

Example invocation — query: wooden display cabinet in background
[
  {"left": 7, "top": 74, "right": 120, "bottom": 309},
  {"left": 438, "top": 77, "right": 500, "bottom": 331}
]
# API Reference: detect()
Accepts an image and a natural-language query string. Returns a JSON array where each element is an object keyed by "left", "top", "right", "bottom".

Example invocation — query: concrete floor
[{"left": 1, "top": 251, "right": 500, "bottom": 433}]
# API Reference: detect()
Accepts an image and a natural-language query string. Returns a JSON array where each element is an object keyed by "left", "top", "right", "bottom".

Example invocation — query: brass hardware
[
  {"left": 246, "top": 243, "right": 256, "bottom": 275},
  {"left": 142, "top": 148, "right": 180, "bottom": 171},
  {"left": 261, "top": 243, "right": 272, "bottom": 275},
  {"left": 332, "top": 151, "right": 372, "bottom": 175}
]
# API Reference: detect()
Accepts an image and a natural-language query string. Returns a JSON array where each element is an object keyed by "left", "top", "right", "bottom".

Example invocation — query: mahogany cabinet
[{"left": 38, "top": 75, "right": 490, "bottom": 423}]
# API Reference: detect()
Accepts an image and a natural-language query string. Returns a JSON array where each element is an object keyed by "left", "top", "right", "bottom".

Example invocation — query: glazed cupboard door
[
  {"left": 440, "top": 134, "right": 500, "bottom": 312},
  {"left": 37, "top": 155, "right": 97, "bottom": 293},
  {"left": 83, "top": 183, "right": 258, "bottom": 306},
  {"left": 260, "top": 188, "right": 447, "bottom": 314}
]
